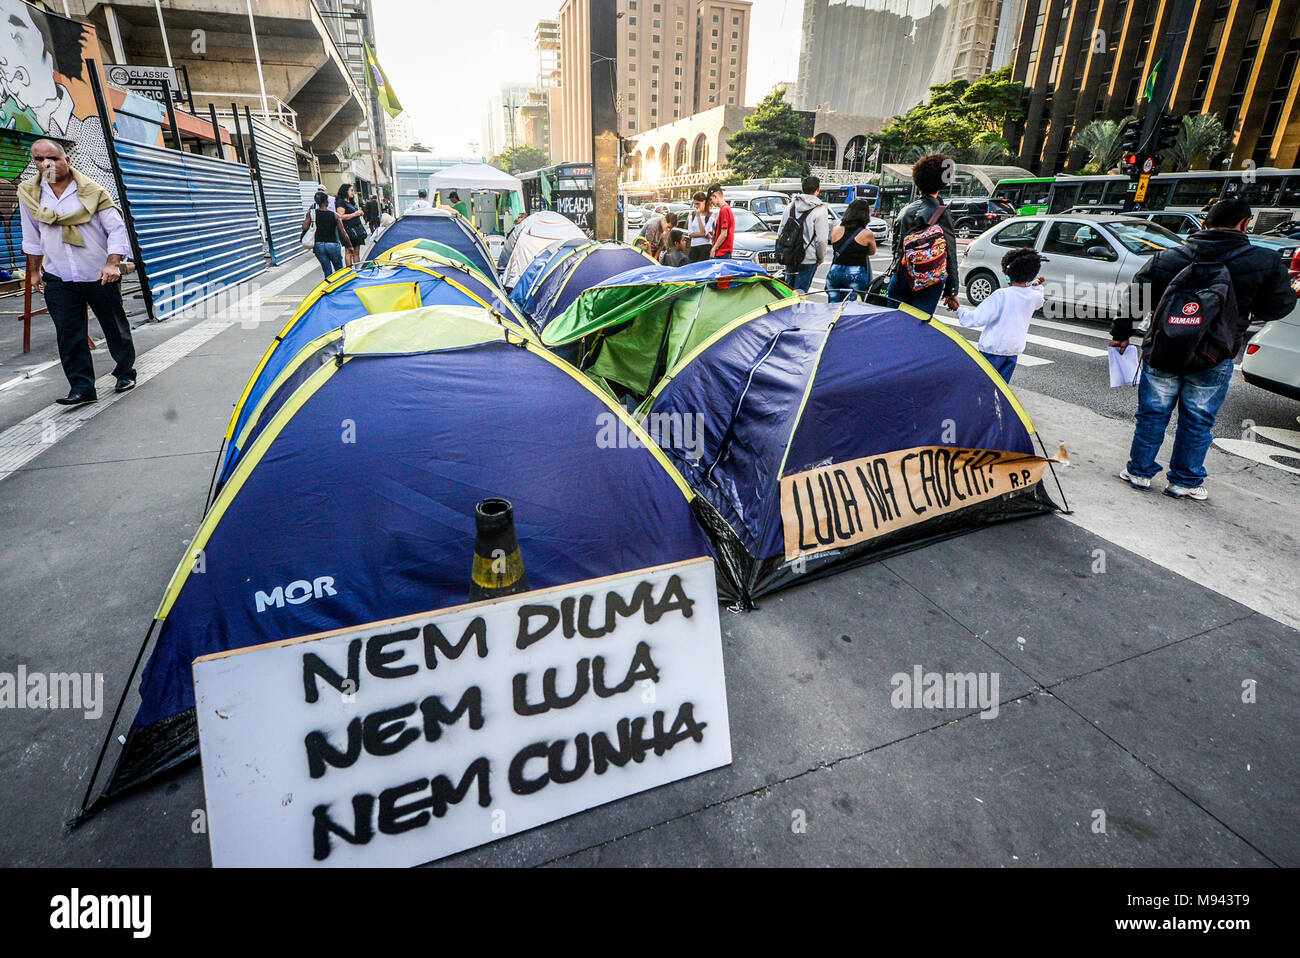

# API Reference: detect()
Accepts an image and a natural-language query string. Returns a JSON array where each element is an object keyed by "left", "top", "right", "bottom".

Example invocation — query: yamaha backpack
[
  {"left": 776, "top": 206, "right": 814, "bottom": 270},
  {"left": 900, "top": 205, "right": 949, "bottom": 290},
  {"left": 1142, "top": 258, "right": 1240, "bottom": 375}
]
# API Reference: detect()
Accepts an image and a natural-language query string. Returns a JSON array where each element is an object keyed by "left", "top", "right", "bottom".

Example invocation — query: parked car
[
  {"left": 1242, "top": 297, "right": 1300, "bottom": 400},
  {"left": 625, "top": 204, "right": 645, "bottom": 231},
  {"left": 724, "top": 207, "right": 782, "bottom": 273},
  {"left": 723, "top": 189, "right": 791, "bottom": 230},
  {"left": 1127, "top": 210, "right": 1300, "bottom": 268},
  {"left": 943, "top": 196, "right": 1019, "bottom": 238},
  {"left": 960, "top": 214, "right": 1184, "bottom": 318}
]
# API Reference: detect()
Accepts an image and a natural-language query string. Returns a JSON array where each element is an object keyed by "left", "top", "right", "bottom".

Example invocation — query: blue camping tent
[
  {"left": 642, "top": 298, "right": 1059, "bottom": 603},
  {"left": 515, "top": 242, "right": 654, "bottom": 332},
  {"left": 90, "top": 306, "right": 714, "bottom": 806},
  {"left": 368, "top": 208, "right": 495, "bottom": 275},
  {"left": 509, "top": 238, "right": 595, "bottom": 307},
  {"left": 216, "top": 259, "right": 529, "bottom": 486}
]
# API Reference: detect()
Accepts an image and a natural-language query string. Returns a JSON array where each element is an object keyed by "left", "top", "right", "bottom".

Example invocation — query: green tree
[
  {"left": 496, "top": 144, "right": 549, "bottom": 173},
  {"left": 1074, "top": 118, "right": 1132, "bottom": 172},
  {"left": 878, "top": 67, "right": 1025, "bottom": 156},
  {"left": 726, "top": 87, "right": 810, "bottom": 179},
  {"left": 1169, "top": 114, "right": 1228, "bottom": 171},
  {"left": 408, "top": 143, "right": 431, "bottom": 153}
]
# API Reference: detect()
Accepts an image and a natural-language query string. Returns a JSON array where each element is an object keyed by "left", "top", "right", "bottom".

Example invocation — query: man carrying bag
[{"left": 1111, "top": 195, "right": 1296, "bottom": 500}]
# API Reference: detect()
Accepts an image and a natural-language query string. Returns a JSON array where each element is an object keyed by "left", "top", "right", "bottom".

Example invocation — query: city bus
[
  {"left": 816, "top": 183, "right": 882, "bottom": 211},
  {"left": 1045, "top": 169, "right": 1300, "bottom": 231},
  {"left": 518, "top": 162, "right": 596, "bottom": 235},
  {"left": 992, "top": 176, "right": 1054, "bottom": 215}
]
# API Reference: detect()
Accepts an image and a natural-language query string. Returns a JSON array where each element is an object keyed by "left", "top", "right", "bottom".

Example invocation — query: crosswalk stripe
[
  {"left": 1016, "top": 354, "right": 1054, "bottom": 366},
  {"left": 1023, "top": 333, "right": 1109, "bottom": 358}
]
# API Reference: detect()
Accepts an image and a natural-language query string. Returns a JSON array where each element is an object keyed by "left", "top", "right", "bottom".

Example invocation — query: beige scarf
[{"left": 17, "top": 168, "right": 121, "bottom": 248}]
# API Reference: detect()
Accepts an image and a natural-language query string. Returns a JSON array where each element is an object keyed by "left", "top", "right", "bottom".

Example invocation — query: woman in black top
[
  {"left": 335, "top": 184, "right": 368, "bottom": 266},
  {"left": 301, "top": 191, "right": 350, "bottom": 278},
  {"left": 826, "top": 199, "right": 878, "bottom": 302}
]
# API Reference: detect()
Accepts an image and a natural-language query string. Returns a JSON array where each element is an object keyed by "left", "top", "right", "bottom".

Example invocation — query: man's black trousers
[{"left": 43, "top": 273, "right": 136, "bottom": 396}]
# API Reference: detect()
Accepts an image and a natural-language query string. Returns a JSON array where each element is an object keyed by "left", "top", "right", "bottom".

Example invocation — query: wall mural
[{"left": 0, "top": 1, "right": 115, "bottom": 271}]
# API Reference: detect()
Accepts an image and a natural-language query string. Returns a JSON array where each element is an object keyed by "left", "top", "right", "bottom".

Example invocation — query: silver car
[
  {"left": 960, "top": 214, "right": 1183, "bottom": 319},
  {"left": 1242, "top": 295, "right": 1300, "bottom": 399}
]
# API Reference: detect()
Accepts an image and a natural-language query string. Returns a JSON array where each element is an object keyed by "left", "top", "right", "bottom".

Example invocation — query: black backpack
[
  {"left": 775, "top": 205, "right": 813, "bottom": 269},
  {"left": 1142, "top": 257, "right": 1240, "bottom": 375}
]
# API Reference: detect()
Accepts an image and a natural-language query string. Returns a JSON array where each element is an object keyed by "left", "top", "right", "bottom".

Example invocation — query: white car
[
  {"left": 960, "top": 214, "right": 1183, "bottom": 319},
  {"left": 1242, "top": 294, "right": 1300, "bottom": 399}
]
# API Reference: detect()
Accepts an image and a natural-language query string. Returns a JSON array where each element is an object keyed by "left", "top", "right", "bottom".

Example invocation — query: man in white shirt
[
  {"left": 408, "top": 189, "right": 432, "bottom": 212},
  {"left": 19, "top": 139, "right": 135, "bottom": 405}
]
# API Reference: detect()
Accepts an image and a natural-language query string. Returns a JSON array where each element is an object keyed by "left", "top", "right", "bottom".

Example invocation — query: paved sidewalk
[{"left": 0, "top": 257, "right": 1294, "bottom": 867}]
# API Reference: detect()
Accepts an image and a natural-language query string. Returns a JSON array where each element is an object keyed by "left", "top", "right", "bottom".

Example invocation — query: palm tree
[
  {"left": 1169, "top": 114, "right": 1229, "bottom": 171},
  {"left": 1074, "top": 118, "right": 1131, "bottom": 172},
  {"left": 960, "top": 139, "right": 1012, "bottom": 165},
  {"left": 902, "top": 142, "right": 958, "bottom": 162}
]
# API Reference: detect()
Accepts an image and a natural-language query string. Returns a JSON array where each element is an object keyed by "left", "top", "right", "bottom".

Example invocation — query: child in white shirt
[{"left": 956, "top": 247, "right": 1045, "bottom": 383}]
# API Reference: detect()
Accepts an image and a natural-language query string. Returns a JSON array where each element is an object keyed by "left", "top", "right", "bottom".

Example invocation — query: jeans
[
  {"left": 788, "top": 262, "right": 818, "bottom": 293},
  {"left": 42, "top": 273, "right": 136, "bottom": 396},
  {"left": 980, "top": 351, "right": 1018, "bottom": 383},
  {"left": 888, "top": 271, "right": 944, "bottom": 315},
  {"left": 1127, "top": 358, "right": 1234, "bottom": 488},
  {"left": 826, "top": 263, "right": 872, "bottom": 302},
  {"left": 314, "top": 241, "right": 343, "bottom": 278}
]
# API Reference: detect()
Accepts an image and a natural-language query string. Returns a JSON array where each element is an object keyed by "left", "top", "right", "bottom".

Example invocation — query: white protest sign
[{"left": 193, "top": 557, "right": 730, "bottom": 867}]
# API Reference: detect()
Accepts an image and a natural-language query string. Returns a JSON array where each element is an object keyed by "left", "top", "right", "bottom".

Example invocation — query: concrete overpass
[{"left": 72, "top": 0, "right": 368, "bottom": 156}]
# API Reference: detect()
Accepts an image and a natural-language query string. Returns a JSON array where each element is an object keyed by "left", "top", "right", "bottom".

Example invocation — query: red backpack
[{"left": 901, "top": 205, "right": 949, "bottom": 290}]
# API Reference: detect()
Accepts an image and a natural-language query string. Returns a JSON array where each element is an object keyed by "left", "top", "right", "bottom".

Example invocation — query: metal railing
[{"left": 193, "top": 91, "right": 299, "bottom": 133}]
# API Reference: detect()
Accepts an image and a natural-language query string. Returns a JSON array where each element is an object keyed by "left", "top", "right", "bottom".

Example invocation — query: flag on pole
[
  {"left": 867, "top": 142, "right": 881, "bottom": 164},
  {"left": 364, "top": 40, "right": 403, "bottom": 118},
  {"left": 1142, "top": 59, "right": 1162, "bottom": 101}
]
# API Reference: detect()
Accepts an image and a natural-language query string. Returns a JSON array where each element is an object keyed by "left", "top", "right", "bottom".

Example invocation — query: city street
[{"left": 1, "top": 251, "right": 1296, "bottom": 868}]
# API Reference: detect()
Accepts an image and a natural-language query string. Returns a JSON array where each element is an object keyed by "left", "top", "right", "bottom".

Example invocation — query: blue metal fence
[
  {"left": 115, "top": 138, "right": 268, "bottom": 319},
  {"left": 248, "top": 117, "right": 307, "bottom": 265}
]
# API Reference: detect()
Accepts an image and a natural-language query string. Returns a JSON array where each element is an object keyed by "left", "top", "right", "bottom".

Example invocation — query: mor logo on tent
[{"left": 255, "top": 577, "right": 339, "bottom": 613}]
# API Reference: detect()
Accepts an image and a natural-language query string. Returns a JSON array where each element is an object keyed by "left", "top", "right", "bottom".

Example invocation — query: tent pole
[
  {"left": 1035, "top": 432, "right": 1072, "bottom": 514},
  {"left": 74, "top": 619, "right": 159, "bottom": 825}
]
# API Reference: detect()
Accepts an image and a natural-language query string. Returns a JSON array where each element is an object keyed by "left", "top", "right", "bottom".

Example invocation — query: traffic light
[
  {"left": 1156, "top": 114, "right": 1183, "bottom": 152},
  {"left": 1120, "top": 118, "right": 1142, "bottom": 153},
  {"left": 1118, "top": 119, "right": 1142, "bottom": 175}
]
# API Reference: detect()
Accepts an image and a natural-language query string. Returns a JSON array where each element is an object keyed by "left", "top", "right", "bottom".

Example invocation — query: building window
[
  {"left": 653, "top": 50, "right": 660, "bottom": 58},
  {"left": 676, "top": 36, "right": 684, "bottom": 45},
  {"left": 629, "top": 31, "right": 636, "bottom": 39},
  {"left": 713, "top": 13, "right": 719, "bottom": 21},
  {"left": 653, "top": 19, "right": 660, "bottom": 27},
  {"left": 653, "top": 33, "right": 660, "bottom": 41},
  {"left": 712, "top": 28, "right": 718, "bottom": 36}
]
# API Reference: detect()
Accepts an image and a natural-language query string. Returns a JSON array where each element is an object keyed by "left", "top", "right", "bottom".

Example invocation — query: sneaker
[
  {"left": 114, "top": 378, "right": 136, "bottom": 394},
  {"left": 55, "top": 391, "right": 97, "bottom": 406},
  {"left": 1165, "top": 483, "right": 1208, "bottom": 501},
  {"left": 1118, "top": 468, "right": 1151, "bottom": 490}
]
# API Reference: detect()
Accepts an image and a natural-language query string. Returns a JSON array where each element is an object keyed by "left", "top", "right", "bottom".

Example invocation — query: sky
[{"left": 371, "top": 0, "right": 805, "bottom": 157}]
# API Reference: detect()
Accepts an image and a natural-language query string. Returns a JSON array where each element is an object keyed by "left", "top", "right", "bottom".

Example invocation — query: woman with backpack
[
  {"left": 335, "top": 184, "right": 368, "bottom": 267},
  {"left": 888, "top": 153, "right": 960, "bottom": 315},
  {"left": 826, "top": 198, "right": 878, "bottom": 302}
]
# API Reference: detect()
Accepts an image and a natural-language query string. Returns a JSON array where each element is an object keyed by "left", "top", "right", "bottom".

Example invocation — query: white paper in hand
[{"left": 1108, "top": 344, "right": 1141, "bottom": 387}]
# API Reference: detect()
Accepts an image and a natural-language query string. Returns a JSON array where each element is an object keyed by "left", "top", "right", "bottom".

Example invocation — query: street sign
[
  {"left": 1142, "top": 156, "right": 1156, "bottom": 175},
  {"left": 193, "top": 557, "right": 732, "bottom": 867},
  {"left": 1135, "top": 174, "right": 1151, "bottom": 202},
  {"left": 125, "top": 77, "right": 170, "bottom": 106},
  {"left": 105, "top": 63, "right": 184, "bottom": 103}
]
